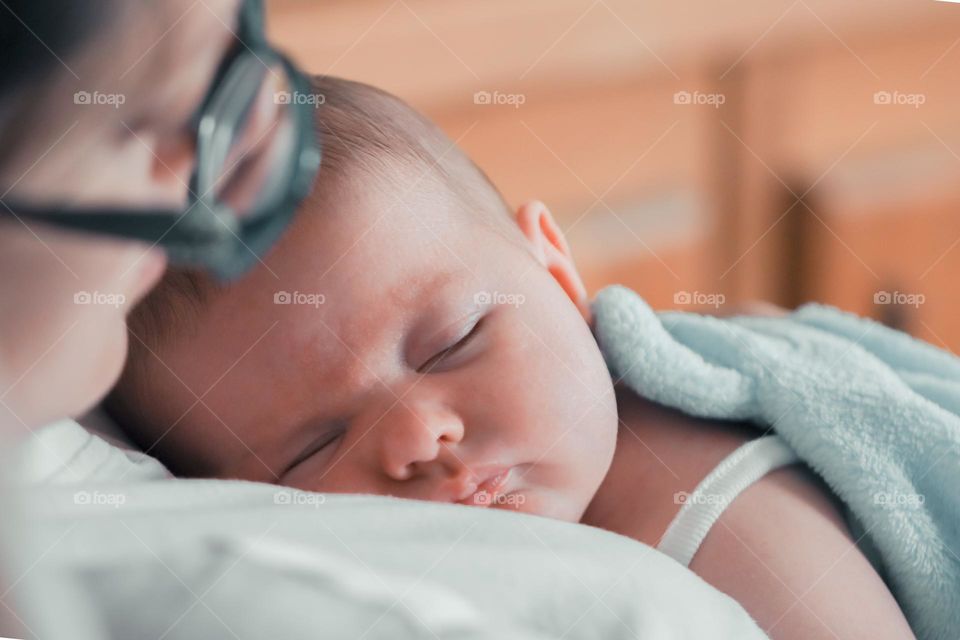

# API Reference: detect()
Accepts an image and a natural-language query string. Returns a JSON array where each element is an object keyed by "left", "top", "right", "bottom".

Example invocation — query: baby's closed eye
[
  {"left": 284, "top": 419, "right": 348, "bottom": 475},
  {"left": 417, "top": 313, "right": 486, "bottom": 373}
]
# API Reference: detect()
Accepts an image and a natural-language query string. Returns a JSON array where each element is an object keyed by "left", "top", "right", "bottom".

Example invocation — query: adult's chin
[
  {"left": 73, "top": 315, "right": 130, "bottom": 419},
  {"left": 8, "top": 313, "right": 129, "bottom": 429}
]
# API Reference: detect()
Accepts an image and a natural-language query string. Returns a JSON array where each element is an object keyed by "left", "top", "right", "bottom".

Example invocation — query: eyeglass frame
[{"left": 0, "top": 0, "right": 322, "bottom": 281}]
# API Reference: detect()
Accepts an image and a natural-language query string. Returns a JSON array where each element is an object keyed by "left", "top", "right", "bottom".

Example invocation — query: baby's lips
[
  {"left": 452, "top": 480, "right": 479, "bottom": 503},
  {"left": 457, "top": 467, "right": 513, "bottom": 506}
]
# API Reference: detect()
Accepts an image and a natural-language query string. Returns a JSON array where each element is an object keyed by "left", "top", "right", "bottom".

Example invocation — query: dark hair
[
  {"left": 0, "top": 0, "right": 112, "bottom": 94},
  {"left": 0, "top": 1, "right": 118, "bottom": 175}
]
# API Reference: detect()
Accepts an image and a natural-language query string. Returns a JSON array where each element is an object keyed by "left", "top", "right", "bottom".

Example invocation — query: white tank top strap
[{"left": 656, "top": 434, "right": 800, "bottom": 567}]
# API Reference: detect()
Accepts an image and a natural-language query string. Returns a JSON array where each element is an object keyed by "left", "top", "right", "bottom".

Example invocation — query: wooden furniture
[{"left": 268, "top": 0, "right": 960, "bottom": 350}]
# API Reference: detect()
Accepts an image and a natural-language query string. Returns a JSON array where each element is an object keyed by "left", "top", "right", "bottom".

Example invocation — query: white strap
[{"left": 657, "top": 435, "right": 799, "bottom": 567}]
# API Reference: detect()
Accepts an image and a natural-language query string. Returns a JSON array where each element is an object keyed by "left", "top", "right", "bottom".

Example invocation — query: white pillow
[{"left": 12, "top": 480, "right": 768, "bottom": 639}]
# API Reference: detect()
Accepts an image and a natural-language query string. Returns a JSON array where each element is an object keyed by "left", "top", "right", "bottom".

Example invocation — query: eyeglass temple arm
[{"left": 1, "top": 207, "right": 214, "bottom": 247}]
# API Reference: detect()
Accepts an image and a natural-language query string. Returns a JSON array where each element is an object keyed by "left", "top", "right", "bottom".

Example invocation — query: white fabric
[
  {"left": 12, "top": 481, "right": 771, "bottom": 639},
  {"left": 77, "top": 408, "right": 145, "bottom": 452},
  {"left": 657, "top": 435, "right": 800, "bottom": 567},
  {"left": 12, "top": 417, "right": 170, "bottom": 485},
  {"left": 6, "top": 415, "right": 169, "bottom": 639},
  {"left": 9, "top": 417, "right": 770, "bottom": 638}
]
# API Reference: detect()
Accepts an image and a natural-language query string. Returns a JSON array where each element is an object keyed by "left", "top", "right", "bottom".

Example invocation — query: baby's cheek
[
  {"left": 509, "top": 368, "right": 580, "bottom": 452},
  {"left": 285, "top": 454, "right": 364, "bottom": 495}
]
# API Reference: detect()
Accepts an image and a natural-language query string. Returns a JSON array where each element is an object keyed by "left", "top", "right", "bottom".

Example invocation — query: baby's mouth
[{"left": 456, "top": 466, "right": 514, "bottom": 507}]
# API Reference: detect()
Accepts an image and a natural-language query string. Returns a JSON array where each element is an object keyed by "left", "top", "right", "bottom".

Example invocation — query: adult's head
[
  {"left": 0, "top": 0, "right": 317, "bottom": 428},
  {"left": 1, "top": 0, "right": 237, "bottom": 205}
]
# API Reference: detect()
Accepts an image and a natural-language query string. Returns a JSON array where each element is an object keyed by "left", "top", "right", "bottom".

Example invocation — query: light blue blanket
[{"left": 592, "top": 285, "right": 960, "bottom": 640}]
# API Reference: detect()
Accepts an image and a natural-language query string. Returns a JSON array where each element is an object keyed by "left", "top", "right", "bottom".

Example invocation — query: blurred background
[{"left": 267, "top": 0, "right": 960, "bottom": 351}]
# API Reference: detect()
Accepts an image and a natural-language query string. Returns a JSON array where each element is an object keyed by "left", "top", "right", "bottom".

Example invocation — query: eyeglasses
[{"left": 1, "top": 0, "right": 321, "bottom": 281}]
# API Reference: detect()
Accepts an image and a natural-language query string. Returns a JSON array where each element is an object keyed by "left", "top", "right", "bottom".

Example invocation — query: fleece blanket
[{"left": 592, "top": 285, "right": 960, "bottom": 640}]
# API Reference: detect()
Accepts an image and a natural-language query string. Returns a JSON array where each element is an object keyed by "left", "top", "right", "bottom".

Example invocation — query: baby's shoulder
[
  {"left": 589, "top": 390, "right": 914, "bottom": 638},
  {"left": 582, "top": 387, "right": 757, "bottom": 545}
]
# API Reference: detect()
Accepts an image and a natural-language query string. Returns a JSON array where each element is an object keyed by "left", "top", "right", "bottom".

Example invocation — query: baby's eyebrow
[{"left": 385, "top": 268, "right": 460, "bottom": 310}]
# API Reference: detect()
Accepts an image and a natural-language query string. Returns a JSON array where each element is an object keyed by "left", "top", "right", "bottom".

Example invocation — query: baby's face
[{"left": 141, "top": 181, "right": 618, "bottom": 522}]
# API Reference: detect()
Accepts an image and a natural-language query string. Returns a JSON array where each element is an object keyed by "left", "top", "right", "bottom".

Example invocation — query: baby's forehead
[
  {"left": 285, "top": 183, "right": 477, "bottom": 279},
  {"left": 257, "top": 175, "right": 507, "bottom": 348},
  {"left": 270, "top": 205, "right": 469, "bottom": 319},
  {"left": 264, "top": 266, "right": 471, "bottom": 410}
]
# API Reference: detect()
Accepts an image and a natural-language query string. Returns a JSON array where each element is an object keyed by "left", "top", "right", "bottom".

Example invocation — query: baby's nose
[{"left": 377, "top": 401, "right": 465, "bottom": 482}]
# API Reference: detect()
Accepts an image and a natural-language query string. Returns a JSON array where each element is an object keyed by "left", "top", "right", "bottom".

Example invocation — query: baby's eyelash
[
  {"left": 419, "top": 316, "right": 484, "bottom": 373},
  {"left": 287, "top": 428, "right": 344, "bottom": 472}
]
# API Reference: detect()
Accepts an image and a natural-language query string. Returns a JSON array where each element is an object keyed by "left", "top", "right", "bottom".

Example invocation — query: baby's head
[{"left": 108, "top": 76, "right": 618, "bottom": 522}]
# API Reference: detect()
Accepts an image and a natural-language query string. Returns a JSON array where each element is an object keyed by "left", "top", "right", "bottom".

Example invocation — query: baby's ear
[{"left": 515, "top": 200, "right": 590, "bottom": 321}]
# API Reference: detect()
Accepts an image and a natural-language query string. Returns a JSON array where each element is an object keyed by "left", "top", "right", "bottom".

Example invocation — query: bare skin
[
  {"left": 582, "top": 387, "right": 917, "bottom": 640},
  {"left": 113, "top": 81, "right": 917, "bottom": 640},
  {"left": 0, "top": 0, "right": 240, "bottom": 430}
]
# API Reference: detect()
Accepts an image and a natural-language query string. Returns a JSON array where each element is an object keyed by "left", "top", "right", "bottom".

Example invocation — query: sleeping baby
[{"left": 107, "top": 76, "right": 918, "bottom": 639}]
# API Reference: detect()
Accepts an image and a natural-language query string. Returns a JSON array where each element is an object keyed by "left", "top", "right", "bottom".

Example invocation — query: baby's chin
[{"left": 478, "top": 487, "right": 589, "bottom": 524}]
